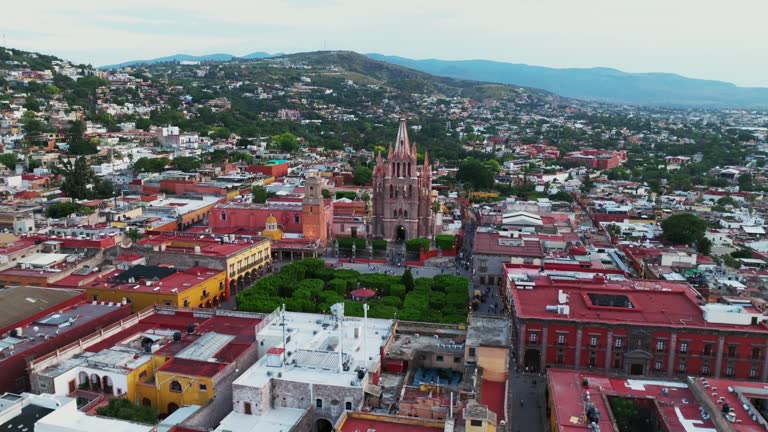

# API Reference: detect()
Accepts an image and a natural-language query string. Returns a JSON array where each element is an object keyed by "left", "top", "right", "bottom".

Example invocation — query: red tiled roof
[
  {"left": 157, "top": 358, "right": 227, "bottom": 378},
  {"left": 510, "top": 277, "right": 768, "bottom": 332},
  {"left": 480, "top": 379, "right": 505, "bottom": 421},
  {"left": 548, "top": 369, "right": 715, "bottom": 432},
  {"left": 339, "top": 418, "right": 443, "bottom": 432}
]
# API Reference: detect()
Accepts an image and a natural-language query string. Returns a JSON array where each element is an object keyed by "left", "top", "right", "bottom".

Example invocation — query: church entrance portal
[{"left": 396, "top": 225, "right": 406, "bottom": 243}]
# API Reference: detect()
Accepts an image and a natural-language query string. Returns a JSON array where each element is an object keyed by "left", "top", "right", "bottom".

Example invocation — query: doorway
[
  {"left": 395, "top": 225, "right": 406, "bottom": 243},
  {"left": 315, "top": 418, "right": 333, "bottom": 432},
  {"left": 523, "top": 349, "right": 541, "bottom": 372},
  {"left": 629, "top": 363, "right": 644, "bottom": 375}
]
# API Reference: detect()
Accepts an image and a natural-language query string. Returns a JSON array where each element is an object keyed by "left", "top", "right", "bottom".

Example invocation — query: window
[
  {"left": 588, "top": 351, "right": 597, "bottom": 367},
  {"left": 728, "top": 345, "right": 737, "bottom": 358},
  {"left": 726, "top": 366, "right": 734, "bottom": 377},
  {"left": 679, "top": 343, "right": 688, "bottom": 354},
  {"left": 470, "top": 420, "right": 483, "bottom": 427},
  {"left": 243, "top": 402, "right": 252, "bottom": 415},
  {"left": 750, "top": 368, "right": 759, "bottom": 379},
  {"left": 454, "top": 357, "right": 461, "bottom": 363},
  {"left": 221, "top": 212, "right": 226, "bottom": 221},
  {"left": 316, "top": 398, "right": 323, "bottom": 408},
  {"left": 294, "top": 214, "right": 300, "bottom": 224},
  {"left": 656, "top": 340, "right": 665, "bottom": 352},
  {"left": 556, "top": 350, "right": 565, "bottom": 365},
  {"left": 528, "top": 332, "right": 538, "bottom": 343},
  {"left": 752, "top": 347, "right": 762, "bottom": 360},
  {"left": 615, "top": 338, "right": 623, "bottom": 349},
  {"left": 701, "top": 365, "right": 710, "bottom": 376},
  {"left": 557, "top": 334, "right": 566, "bottom": 345},
  {"left": 139, "top": 371, "right": 147, "bottom": 379},
  {"left": 199, "top": 384, "right": 207, "bottom": 391},
  {"left": 468, "top": 348, "right": 476, "bottom": 357},
  {"left": 590, "top": 336, "right": 599, "bottom": 347},
  {"left": 345, "top": 401, "right": 352, "bottom": 410},
  {"left": 436, "top": 355, "right": 444, "bottom": 362},
  {"left": 655, "top": 361, "right": 663, "bottom": 371},
  {"left": 170, "top": 381, "right": 182, "bottom": 393},
  {"left": 703, "top": 343, "right": 713, "bottom": 356},
  {"left": 678, "top": 362, "right": 687, "bottom": 373}
]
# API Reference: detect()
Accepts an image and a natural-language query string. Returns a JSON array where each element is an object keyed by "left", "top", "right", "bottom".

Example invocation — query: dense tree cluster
[{"left": 236, "top": 258, "right": 468, "bottom": 324}]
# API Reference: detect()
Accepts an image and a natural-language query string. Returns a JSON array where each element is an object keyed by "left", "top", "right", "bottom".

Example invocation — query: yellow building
[
  {"left": 83, "top": 265, "right": 227, "bottom": 311},
  {"left": 135, "top": 233, "right": 272, "bottom": 295},
  {"left": 29, "top": 307, "right": 262, "bottom": 417}
]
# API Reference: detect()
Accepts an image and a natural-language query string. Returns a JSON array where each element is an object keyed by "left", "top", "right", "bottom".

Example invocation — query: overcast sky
[{"left": 4, "top": 0, "right": 767, "bottom": 87}]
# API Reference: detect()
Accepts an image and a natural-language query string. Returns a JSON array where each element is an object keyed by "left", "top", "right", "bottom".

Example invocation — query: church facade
[{"left": 371, "top": 119, "right": 433, "bottom": 242}]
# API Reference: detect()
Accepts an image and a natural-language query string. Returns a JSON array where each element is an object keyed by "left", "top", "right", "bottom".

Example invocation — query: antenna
[{"left": 363, "top": 303, "right": 369, "bottom": 367}]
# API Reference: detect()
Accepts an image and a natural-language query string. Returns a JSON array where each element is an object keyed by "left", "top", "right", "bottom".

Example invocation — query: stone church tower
[
  {"left": 302, "top": 175, "right": 329, "bottom": 247},
  {"left": 371, "top": 119, "right": 433, "bottom": 242}
]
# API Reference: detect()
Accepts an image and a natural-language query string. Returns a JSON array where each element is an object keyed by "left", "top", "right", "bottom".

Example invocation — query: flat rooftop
[
  {"left": 138, "top": 233, "right": 268, "bottom": 257},
  {"left": 509, "top": 275, "right": 768, "bottom": 332},
  {"left": 466, "top": 316, "right": 510, "bottom": 347},
  {"left": 472, "top": 231, "right": 544, "bottom": 257},
  {"left": 234, "top": 311, "right": 393, "bottom": 388},
  {"left": 35, "top": 309, "right": 261, "bottom": 378},
  {"left": 0, "top": 286, "right": 82, "bottom": 331},
  {"left": 214, "top": 408, "right": 305, "bottom": 432},
  {"left": 337, "top": 414, "right": 445, "bottom": 432},
  {"left": 0, "top": 403, "right": 52, "bottom": 431},
  {"left": 548, "top": 369, "right": 715, "bottom": 432},
  {"left": 0, "top": 300, "right": 130, "bottom": 365},
  {"left": 690, "top": 377, "right": 768, "bottom": 432},
  {"left": 79, "top": 266, "right": 223, "bottom": 295}
]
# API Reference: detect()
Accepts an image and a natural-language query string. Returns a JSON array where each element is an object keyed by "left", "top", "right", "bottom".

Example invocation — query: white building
[{"left": 220, "top": 306, "right": 393, "bottom": 432}]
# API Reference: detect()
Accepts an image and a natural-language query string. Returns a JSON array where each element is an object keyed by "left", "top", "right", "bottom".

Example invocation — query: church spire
[
  {"left": 423, "top": 150, "right": 430, "bottom": 170},
  {"left": 394, "top": 118, "right": 410, "bottom": 156}
]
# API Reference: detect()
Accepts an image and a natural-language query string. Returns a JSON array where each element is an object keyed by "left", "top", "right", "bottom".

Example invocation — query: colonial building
[
  {"left": 371, "top": 119, "right": 433, "bottom": 242},
  {"left": 504, "top": 264, "right": 768, "bottom": 382}
]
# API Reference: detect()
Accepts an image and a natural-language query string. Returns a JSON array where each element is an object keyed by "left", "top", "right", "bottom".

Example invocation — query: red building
[
  {"left": 505, "top": 266, "right": 768, "bottom": 381},
  {"left": 0, "top": 286, "right": 131, "bottom": 393},
  {"left": 245, "top": 160, "right": 289, "bottom": 178},
  {"left": 208, "top": 177, "right": 332, "bottom": 249},
  {"left": 564, "top": 148, "right": 628, "bottom": 170}
]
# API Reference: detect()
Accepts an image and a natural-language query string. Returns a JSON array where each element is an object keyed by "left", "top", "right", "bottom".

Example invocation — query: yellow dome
[{"left": 266, "top": 215, "right": 278, "bottom": 223}]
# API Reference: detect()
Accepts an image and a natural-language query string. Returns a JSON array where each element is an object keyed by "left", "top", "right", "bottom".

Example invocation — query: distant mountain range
[
  {"left": 100, "top": 50, "right": 768, "bottom": 108},
  {"left": 366, "top": 54, "right": 768, "bottom": 108},
  {"left": 99, "top": 52, "right": 278, "bottom": 69}
]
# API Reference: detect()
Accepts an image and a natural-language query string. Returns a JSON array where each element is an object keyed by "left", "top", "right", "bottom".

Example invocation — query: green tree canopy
[
  {"left": 457, "top": 159, "right": 495, "bottom": 190},
  {"left": 0, "top": 153, "right": 19, "bottom": 169},
  {"left": 252, "top": 185, "right": 268, "bottom": 203},
  {"left": 46, "top": 202, "right": 94, "bottom": 218},
  {"left": 661, "top": 213, "right": 707, "bottom": 245},
  {"left": 96, "top": 398, "right": 157, "bottom": 425},
  {"left": 133, "top": 157, "right": 170, "bottom": 173},
  {"left": 272, "top": 132, "right": 299, "bottom": 153},
  {"left": 353, "top": 166, "right": 373, "bottom": 185},
  {"left": 173, "top": 156, "right": 201, "bottom": 172}
]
